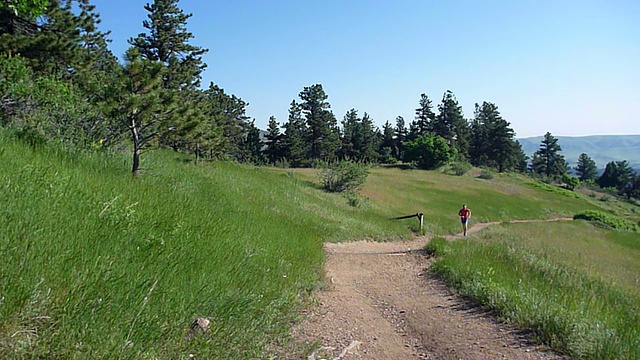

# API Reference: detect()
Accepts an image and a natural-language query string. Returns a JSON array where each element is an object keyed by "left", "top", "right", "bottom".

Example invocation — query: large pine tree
[
  {"left": 204, "top": 82, "right": 251, "bottom": 160},
  {"left": 299, "top": 84, "right": 339, "bottom": 161},
  {"left": 340, "top": 108, "right": 359, "bottom": 160},
  {"left": 128, "top": 0, "right": 210, "bottom": 157},
  {"left": 393, "top": 116, "right": 407, "bottom": 160},
  {"left": 574, "top": 153, "right": 598, "bottom": 182},
  {"left": 353, "top": 112, "right": 378, "bottom": 162},
  {"left": 435, "top": 90, "right": 469, "bottom": 159},
  {"left": 282, "top": 100, "right": 308, "bottom": 167},
  {"left": 378, "top": 120, "right": 396, "bottom": 163},
  {"left": 469, "top": 102, "right": 522, "bottom": 172},
  {"left": 597, "top": 160, "right": 635, "bottom": 196},
  {"left": 414, "top": 93, "right": 435, "bottom": 136},
  {"left": 264, "top": 115, "right": 284, "bottom": 164},
  {"left": 530, "top": 132, "right": 568, "bottom": 178}
]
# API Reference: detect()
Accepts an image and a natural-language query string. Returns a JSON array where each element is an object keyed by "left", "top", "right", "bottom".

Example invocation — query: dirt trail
[{"left": 288, "top": 218, "right": 572, "bottom": 360}]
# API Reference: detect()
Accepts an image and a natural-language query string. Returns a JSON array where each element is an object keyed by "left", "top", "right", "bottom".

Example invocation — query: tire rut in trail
[{"left": 289, "top": 219, "right": 572, "bottom": 359}]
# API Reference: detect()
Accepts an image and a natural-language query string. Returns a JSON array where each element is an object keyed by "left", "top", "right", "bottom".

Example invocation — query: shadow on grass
[{"left": 381, "top": 163, "right": 417, "bottom": 171}]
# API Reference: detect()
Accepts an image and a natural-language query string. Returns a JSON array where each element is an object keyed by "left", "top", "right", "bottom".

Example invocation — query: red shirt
[{"left": 458, "top": 208, "right": 470, "bottom": 219}]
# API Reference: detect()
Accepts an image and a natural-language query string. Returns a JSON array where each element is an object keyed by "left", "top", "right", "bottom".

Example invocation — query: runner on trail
[{"left": 458, "top": 204, "right": 471, "bottom": 236}]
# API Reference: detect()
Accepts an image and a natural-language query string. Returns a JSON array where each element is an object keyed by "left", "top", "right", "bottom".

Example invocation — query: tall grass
[
  {"left": 2, "top": 130, "right": 636, "bottom": 358},
  {"left": 0, "top": 133, "right": 410, "bottom": 359},
  {"left": 427, "top": 222, "right": 640, "bottom": 359}
]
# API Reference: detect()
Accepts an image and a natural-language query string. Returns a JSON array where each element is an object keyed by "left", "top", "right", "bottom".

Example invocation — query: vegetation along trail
[{"left": 290, "top": 219, "right": 572, "bottom": 360}]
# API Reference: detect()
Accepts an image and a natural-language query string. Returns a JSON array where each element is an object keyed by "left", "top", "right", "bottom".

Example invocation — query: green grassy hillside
[
  {"left": 0, "top": 134, "right": 409, "bottom": 359},
  {"left": 1, "top": 132, "right": 639, "bottom": 358}
]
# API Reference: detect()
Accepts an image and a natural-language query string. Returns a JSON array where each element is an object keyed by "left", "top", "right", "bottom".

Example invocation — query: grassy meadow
[
  {"left": 427, "top": 220, "right": 640, "bottom": 359},
  {"left": 281, "top": 165, "right": 602, "bottom": 236},
  {"left": 0, "top": 134, "right": 409, "bottom": 359},
  {"left": 2, "top": 131, "right": 639, "bottom": 358}
]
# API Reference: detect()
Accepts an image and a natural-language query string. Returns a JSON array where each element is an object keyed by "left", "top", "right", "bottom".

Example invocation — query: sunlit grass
[
  {"left": 279, "top": 165, "right": 602, "bottom": 235},
  {"left": 3, "top": 129, "right": 638, "bottom": 358},
  {"left": 427, "top": 221, "right": 640, "bottom": 359}
]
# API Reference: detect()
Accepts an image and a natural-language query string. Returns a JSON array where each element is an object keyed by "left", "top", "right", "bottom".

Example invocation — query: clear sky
[{"left": 93, "top": 0, "right": 640, "bottom": 138}]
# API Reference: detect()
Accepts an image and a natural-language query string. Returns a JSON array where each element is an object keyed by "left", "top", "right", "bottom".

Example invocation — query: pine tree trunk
[
  {"left": 131, "top": 118, "right": 141, "bottom": 176},
  {"left": 195, "top": 142, "right": 200, "bottom": 165}
]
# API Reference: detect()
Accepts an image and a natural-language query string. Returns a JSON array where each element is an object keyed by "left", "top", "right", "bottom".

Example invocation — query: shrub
[
  {"left": 0, "top": 56, "right": 118, "bottom": 148},
  {"left": 562, "top": 174, "right": 580, "bottom": 191},
  {"left": 573, "top": 210, "right": 639, "bottom": 232},
  {"left": 345, "top": 192, "right": 370, "bottom": 208},
  {"left": 403, "top": 134, "right": 456, "bottom": 170},
  {"left": 319, "top": 161, "right": 369, "bottom": 193},
  {"left": 599, "top": 195, "right": 611, "bottom": 202},
  {"left": 478, "top": 169, "right": 494, "bottom": 180},
  {"left": 448, "top": 162, "right": 472, "bottom": 176}
]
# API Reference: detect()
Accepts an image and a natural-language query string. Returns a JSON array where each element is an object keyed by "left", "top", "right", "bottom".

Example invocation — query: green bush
[
  {"left": 319, "top": 161, "right": 369, "bottom": 193},
  {"left": 573, "top": 210, "right": 639, "bottom": 232},
  {"left": 448, "top": 162, "right": 472, "bottom": 176},
  {"left": 345, "top": 192, "right": 370, "bottom": 208},
  {"left": 403, "top": 134, "right": 456, "bottom": 170},
  {"left": 562, "top": 174, "right": 580, "bottom": 191},
  {"left": 0, "top": 56, "right": 118, "bottom": 148},
  {"left": 599, "top": 195, "right": 611, "bottom": 202},
  {"left": 478, "top": 169, "right": 494, "bottom": 180}
]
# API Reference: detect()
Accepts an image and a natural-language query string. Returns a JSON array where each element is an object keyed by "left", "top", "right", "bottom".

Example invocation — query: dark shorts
[{"left": 461, "top": 218, "right": 469, "bottom": 224}]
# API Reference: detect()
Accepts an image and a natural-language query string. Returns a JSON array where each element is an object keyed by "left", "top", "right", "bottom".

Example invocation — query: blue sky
[{"left": 94, "top": 0, "right": 640, "bottom": 138}]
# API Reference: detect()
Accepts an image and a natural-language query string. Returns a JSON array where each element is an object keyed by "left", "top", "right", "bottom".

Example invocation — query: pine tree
[
  {"left": 509, "top": 140, "right": 529, "bottom": 173},
  {"left": 340, "top": 108, "right": 359, "bottom": 160},
  {"left": 598, "top": 160, "right": 635, "bottom": 196},
  {"left": 204, "top": 82, "right": 250, "bottom": 160},
  {"left": 1, "top": 0, "right": 49, "bottom": 18},
  {"left": 1, "top": 0, "right": 116, "bottom": 78},
  {"left": 112, "top": 50, "right": 171, "bottom": 175},
  {"left": 414, "top": 93, "right": 435, "bottom": 135},
  {"left": 299, "top": 84, "right": 339, "bottom": 162},
  {"left": 378, "top": 120, "right": 395, "bottom": 163},
  {"left": 128, "top": 0, "right": 207, "bottom": 91},
  {"left": 264, "top": 115, "right": 284, "bottom": 164},
  {"left": 393, "top": 116, "right": 406, "bottom": 160},
  {"left": 407, "top": 121, "right": 420, "bottom": 142},
  {"left": 353, "top": 112, "right": 377, "bottom": 162},
  {"left": 530, "top": 132, "right": 568, "bottom": 178},
  {"left": 282, "top": 100, "right": 307, "bottom": 167},
  {"left": 239, "top": 119, "right": 264, "bottom": 164},
  {"left": 469, "top": 102, "right": 520, "bottom": 172},
  {"left": 575, "top": 153, "right": 598, "bottom": 182},
  {"left": 436, "top": 90, "right": 469, "bottom": 160},
  {"left": 469, "top": 114, "right": 488, "bottom": 166},
  {"left": 128, "top": 0, "right": 209, "bottom": 155}
]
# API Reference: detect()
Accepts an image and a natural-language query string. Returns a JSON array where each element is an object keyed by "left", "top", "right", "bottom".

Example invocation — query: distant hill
[{"left": 518, "top": 135, "right": 640, "bottom": 171}]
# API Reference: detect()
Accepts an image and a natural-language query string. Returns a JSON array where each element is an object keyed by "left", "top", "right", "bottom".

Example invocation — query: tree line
[
  {"left": 527, "top": 132, "right": 640, "bottom": 200},
  {"left": 258, "top": 86, "right": 528, "bottom": 174},
  {"left": 1, "top": 0, "right": 639, "bottom": 200},
  {"left": 0, "top": 0, "right": 528, "bottom": 173}
]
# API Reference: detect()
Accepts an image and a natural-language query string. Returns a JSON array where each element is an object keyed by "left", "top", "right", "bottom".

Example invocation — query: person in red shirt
[{"left": 458, "top": 204, "right": 471, "bottom": 236}]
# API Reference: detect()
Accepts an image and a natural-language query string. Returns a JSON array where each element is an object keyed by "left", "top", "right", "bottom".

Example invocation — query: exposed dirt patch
[{"left": 287, "top": 219, "right": 572, "bottom": 359}]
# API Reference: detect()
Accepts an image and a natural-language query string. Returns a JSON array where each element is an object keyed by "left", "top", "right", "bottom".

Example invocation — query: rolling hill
[{"left": 518, "top": 134, "right": 640, "bottom": 171}]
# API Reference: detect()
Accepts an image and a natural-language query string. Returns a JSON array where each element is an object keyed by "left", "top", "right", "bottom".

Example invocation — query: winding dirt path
[{"left": 288, "top": 218, "right": 572, "bottom": 360}]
